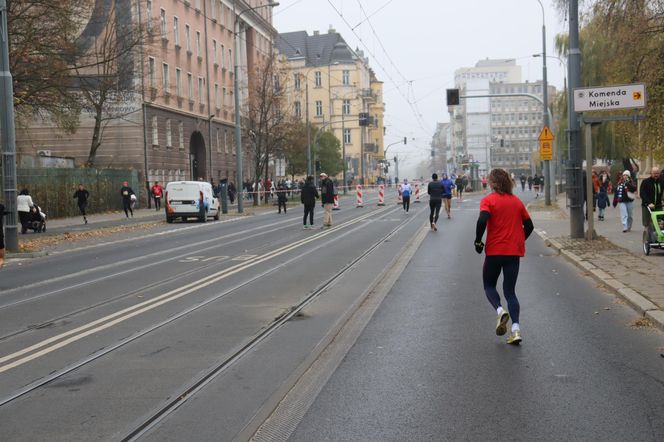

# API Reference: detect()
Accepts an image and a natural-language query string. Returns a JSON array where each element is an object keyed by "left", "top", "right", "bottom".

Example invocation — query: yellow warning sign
[
  {"left": 538, "top": 125, "right": 554, "bottom": 142},
  {"left": 540, "top": 140, "right": 553, "bottom": 161}
]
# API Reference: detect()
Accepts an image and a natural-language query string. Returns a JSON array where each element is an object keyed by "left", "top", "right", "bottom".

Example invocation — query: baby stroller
[
  {"left": 28, "top": 204, "right": 47, "bottom": 233},
  {"left": 642, "top": 206, "right": 664, "bottom": 255}
]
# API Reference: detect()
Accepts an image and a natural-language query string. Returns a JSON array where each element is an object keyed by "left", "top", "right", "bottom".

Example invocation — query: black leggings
[
  {"left": 429, "top": 200, "right": 441, "bottom": 223},
  {"left": 303, "top": 204, "right": 314, "bottom": 225},
  {"left": 78, "top": 202, "right": 87, "bottom": 217},
  {"left": 482, "top": 255, "right": 521, "bottom": 324},
  {"left": 123, "top": 200, "right": 133, "bottom": 217},
  {"left": 278, "top": 201, "right": 287, "bottom": 213},
  {"left": 402, "top": 196, "right": 410, "bottom": 212}
]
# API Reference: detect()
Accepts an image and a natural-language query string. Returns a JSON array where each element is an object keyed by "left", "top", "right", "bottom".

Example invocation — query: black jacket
[
  {"left": 427, "top": 180, "right": 444, "bottom": 202},
  {"left": 639, "top": 177, "right": 663, "bottom": 208},
  {"left": 300, "top": 182, "right": 319, "bottom": 206},
  {"left": 320, "top": 178, "right": 335, "bottom": 204},
  {"left": 120, "top": 186, "right": 135, "bottom": 201},
  {"left": 74, "top": 189, "right": 89, "bottom": 206}
]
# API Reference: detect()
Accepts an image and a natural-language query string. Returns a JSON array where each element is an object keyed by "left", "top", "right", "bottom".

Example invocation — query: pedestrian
[
  {"left": 639, "top": 167, "right": 663, "bottom": 228},
  {"left": 455, "top": 175, "right": 464, "bottom": 200},
  {"left": 73, "top": 184, "right": 90, "bottom": 224},
  {"left": 401, "top": 178, "right": 412, "bottom": 212},
  {"left": 533, "top": 174, "right": 541, "bottom": 197},
  {"left": 17, "top": 188, "right": 34, "bottom": 234},
  {"left": 151, "top": 181, "right": 164, "bottom": 211},
  {"left": 427, "top": 174, "right": 443, "bottom": 231},
  {"left": 612, "top": 170, "right": 637, "bottom": 232},
  {"left": 481, "top": 175, "right": 488, "bottom": 194},
  {"left": 228, "top": 182, "right": 236, "bottom": 204},
  {"left": 527, "top": 175, "right": 533, "bottom": 191},
  {"left": 474, "top": 168, "right": 534, "bottom": 345},
  {"left": 592, "top": 171, "right": 601, "bottom": 211},
  {"left": 0, "top": 202, "right": 6, "bottom": 269},
  {"left": 597, "top": 183, "right": 610, "bottom": 221},
  {"left": 120, "top": 181, "right": 135, "bottom": 218},
  {"left": 277, "top": 183, "right": 288, "bottom": 214},
  {"left": 301, "top": 175, "right": 319, "bottom": 229},
  {"left": 320, "top": 172, "right": 335, "bottom": 227},
  {"left": 441, "top": 173, "right": 454, "bottom": 219},
  {"left": 520, "top": 174, "right": 526, "bottom": 192}
]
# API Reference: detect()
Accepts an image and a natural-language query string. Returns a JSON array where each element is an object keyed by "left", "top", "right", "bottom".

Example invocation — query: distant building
[
  {"left": 430, "top": 122, "right": 451, "bottom": 174},
  {"left": 277, "top": 28, "right": 385, "bottom": 184}
]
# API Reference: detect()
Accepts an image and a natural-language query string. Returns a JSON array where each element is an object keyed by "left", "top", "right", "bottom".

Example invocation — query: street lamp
[
  {"left": 530, "top": 0, "right": 552, "bottom": 206},
  {"left": 233, "top": 1, "right": 279, "bottom": 213}
]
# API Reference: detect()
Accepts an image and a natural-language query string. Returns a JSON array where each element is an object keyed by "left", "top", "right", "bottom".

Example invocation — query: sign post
[{"left": 573, "top": 83, "right": 647, "bottom": 240}]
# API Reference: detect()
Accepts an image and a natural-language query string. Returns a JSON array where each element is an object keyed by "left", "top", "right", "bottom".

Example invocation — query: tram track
[{"left": 0, "top": 204, "right": 400, "bottom": 409}]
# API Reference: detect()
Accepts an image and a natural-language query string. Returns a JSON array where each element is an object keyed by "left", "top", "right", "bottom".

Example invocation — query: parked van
[{"left": 165, "top": 181, "right": 221, "bottom": 223}]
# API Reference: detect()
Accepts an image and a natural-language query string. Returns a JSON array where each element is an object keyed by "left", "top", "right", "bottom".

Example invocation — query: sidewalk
[{"left": 530, "top": 192, "right": 664, "bottom": 331}]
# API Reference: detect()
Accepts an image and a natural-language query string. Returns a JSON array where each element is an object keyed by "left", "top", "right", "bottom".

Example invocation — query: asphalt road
[
  {"left": 288, "top": 192, "right": 664, "bottom": 441},
  {"left": 1, "top": 190, "right": 662, "bottom": 441}
]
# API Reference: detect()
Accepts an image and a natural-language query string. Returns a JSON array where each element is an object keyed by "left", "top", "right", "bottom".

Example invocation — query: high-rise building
[{"left": 277, "top": 28, "right": 385, "bottom": 184}]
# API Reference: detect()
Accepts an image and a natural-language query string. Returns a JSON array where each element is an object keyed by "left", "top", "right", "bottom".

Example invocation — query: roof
[{"left": 277, "top": 30, "right": 357, "bottom": 66}]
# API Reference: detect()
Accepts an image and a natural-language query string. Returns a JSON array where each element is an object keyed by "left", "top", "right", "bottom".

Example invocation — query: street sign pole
[
  {"left": 568, "top": 0, "right": 584, "bottom": 239},
  {"left": 0, "top": 0, "right": 18, "bottom": 251}
]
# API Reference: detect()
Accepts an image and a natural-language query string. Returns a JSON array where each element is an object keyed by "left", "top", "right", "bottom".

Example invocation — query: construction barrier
[
  {"left": 333, "top": 194, "right": 340, "bottom": 210},
  {"left": 397, "top": 184, "right": 403, "bottom": 204},
  {"left": 356, "top": 185, "right": 364, "bottom": 208},
  {"left": 414, "top": 183, "right": 421, "bottom": 203},
  {"left": 377, "top": 184, "right": 385, "bottom": 206}
]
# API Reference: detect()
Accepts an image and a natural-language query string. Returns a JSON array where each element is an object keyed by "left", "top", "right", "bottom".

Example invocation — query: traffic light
[
  {"left": 358, "top": 112, "right": 369, "bottom": 126},
  {"left": 446, "top": 89, "right": 460, "bottom": 106},
  {"left": 315, "top": 160, "right": 321, "bottom": 172},
  {"left": 403, "top": 137, "right": 407, "bottom": 145}
]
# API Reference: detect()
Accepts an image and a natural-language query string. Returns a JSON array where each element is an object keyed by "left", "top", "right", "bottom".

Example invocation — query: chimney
[
  {"left": 313, "top": 30, "right": 320, "bottom": 36},
  {"left": 328, "top": 25, "right": 336, "bottom": 34}
]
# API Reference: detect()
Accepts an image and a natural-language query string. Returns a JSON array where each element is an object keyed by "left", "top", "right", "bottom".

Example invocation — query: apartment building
[
  {"left": 276, "top": 28, "right": 385, "bottom": 184},
  {"left": 16, "top": 0, "right": 277, "bottom": 193}
]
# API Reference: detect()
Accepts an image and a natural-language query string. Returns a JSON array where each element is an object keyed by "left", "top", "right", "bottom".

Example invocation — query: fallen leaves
[{"left": 630, "top": 317, "right": 654, "bottom": 329}]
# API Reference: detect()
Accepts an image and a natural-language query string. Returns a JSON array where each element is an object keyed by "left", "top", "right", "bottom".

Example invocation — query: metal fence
[{"left": 6, "top": 168, "right": 139, "bottom": 219}]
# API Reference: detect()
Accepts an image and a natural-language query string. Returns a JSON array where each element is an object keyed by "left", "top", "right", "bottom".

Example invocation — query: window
[
  {"left": 216, "top": 128, "right": 221, "bottom": 152},
  {"left": 166, "top": 119, "right": 172, "bottom": 147},
  {"left": 215, "top": 83, "right": 220, "bottom": 109},
  {"left": 314, "top": 71, "right": 321, "bottom": 87},
  {"left": 274, "top": 75, "right": 280, "bottom": 92},
  {"left": 210, "top": 0, "right": 216, "bottom": 20},
  {"left": 294, "top": 74, "right": 300, "bottom": 90},
  {"left": 146, "top": 0, "right": 153, "bottom": 26},
  {"left": 185, "top": 25, "right": 191, "bottom": 52},
  {"left": 148, "top": 57, "right": 156, "bottom": 88},
  {"left": 294, "top": 101, "right": 301, "bottom": 118},
  {"left": 224, "top": 129, "right": 228, "bottom": 153},
  {"left": 198, "top": 77, "right": 204, "bottom": 103},
  {"left": 342, "top": 70, "right": 350, "bottom": 85},
  {"left": 173, "top": 17, "right": 180, "bottom": 46},
  {"left": 219, "top": 2, "right": 224, "bottom": 24},
  {"left": 196, "top": 31, "right": 201, "bottom": 57},
  {"left": 175, "top": 68, "right": 182, "bottom": 97},
  {"left": 221, "top": 45, "right": 225, "bottom": 69},
  {"left": 179, "top": 122, "right": 184, "bottom": 150},
  {"left": 151, "top": 116, "right": 159, "bottom": 145},
  {"left": 162, "top": 63, "right": 169, "bottom": 92},
  {"left": 343, "top": 128, "right": 351, "bottom": 144},
  {"left": 342, "top": 99, "right": 351, "bottom": 115},
  {"left": 212, "top": 40, "right": 217, "bottom": 65},
  {"left": 222, "top": 87, "right": 226, "bottom": 108},
  {"left": 315, "top": 100, "right": 323, "bottom": 117},
  {"left": 195, "top": 0, "right": 201, "bottom": 11},
  {"left": 160, "top": 9, "right": 167, "bottom": 38},
  {"left": 187, "top": 72, "right": 193, "bottom": 100},
  {"left": 228, "top": 49, "right": 232, "bottom": 69}
]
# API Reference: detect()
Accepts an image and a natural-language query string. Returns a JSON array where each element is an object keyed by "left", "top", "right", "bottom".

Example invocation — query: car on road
[{"left": 165, "top": 181, "right": 220, "bottom": 223}]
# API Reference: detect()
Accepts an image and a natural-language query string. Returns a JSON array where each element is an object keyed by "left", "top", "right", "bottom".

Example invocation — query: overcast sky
[{"left": 274, "top": 0, "right": 569, "bottom": 178}]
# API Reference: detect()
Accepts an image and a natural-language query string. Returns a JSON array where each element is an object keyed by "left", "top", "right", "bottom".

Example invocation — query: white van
[{"left": 165, "top": 181, "right": 221, "bottom": 223}]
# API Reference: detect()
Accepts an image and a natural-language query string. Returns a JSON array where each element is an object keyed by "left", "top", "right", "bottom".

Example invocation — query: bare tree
[
  {"left": 244, "top": 53, "right": 297, "bottom": 204},
  {"left": 70, "top": 1, "right": 151, "bottom": 166}
]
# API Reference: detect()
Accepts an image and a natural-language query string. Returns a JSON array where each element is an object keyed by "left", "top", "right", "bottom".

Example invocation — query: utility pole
[
  {"left": 0, "top": 0, "right": 18, "bottom": 251},
  {"left": 567, "top": 0, "right": 584, "bottom": 238},
  {"left": 537, "top": 0, "right": 552, "bottom": 206}
]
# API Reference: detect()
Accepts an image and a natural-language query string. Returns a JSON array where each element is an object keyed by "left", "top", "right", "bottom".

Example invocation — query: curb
[
  {"left": 535, "top": 228, "right": 664, "bottom": 332},
  {"left": 6, "top": 251, "right": 49, "bottom": 259}
]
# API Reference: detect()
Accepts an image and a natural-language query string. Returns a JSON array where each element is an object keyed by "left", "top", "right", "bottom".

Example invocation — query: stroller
[
  {"left": 642, "top": 206, "right": 664, "bottom": 255},
  {"left": 28, "top": 204, "right": 47, "bottom": 233}
]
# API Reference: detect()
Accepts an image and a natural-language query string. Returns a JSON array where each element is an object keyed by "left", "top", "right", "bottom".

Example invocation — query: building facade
[
  {"left": 15, "top": 0, "right": 277, "bottom": 198},
  {"left": 277, "top": 28, "right": 385, "bottom": 185}
]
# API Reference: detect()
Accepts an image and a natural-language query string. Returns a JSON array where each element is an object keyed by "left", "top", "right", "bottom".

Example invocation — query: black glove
[{"left": 474, "top": 240, "right": 485, "bottom": 254}]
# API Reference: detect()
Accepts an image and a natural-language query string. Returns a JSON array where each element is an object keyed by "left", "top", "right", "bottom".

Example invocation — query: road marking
[{"left": 0, "top": 206, "right": 394, "bottom": 373}]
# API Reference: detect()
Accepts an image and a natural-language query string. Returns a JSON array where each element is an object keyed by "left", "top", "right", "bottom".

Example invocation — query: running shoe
[
  {"left": 432, "top": 223, "right": 437, "bottom": 231},
  {"left": 507, "top": 330, "right": 522, "bottom": 345},
  {"left": 495, "top": 311, "right": 510, "bottom": 336}
]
